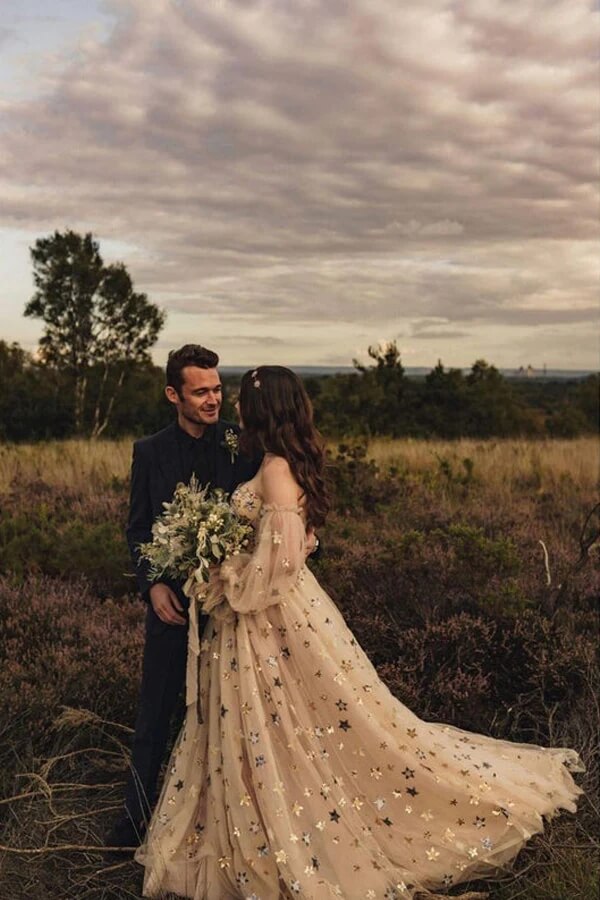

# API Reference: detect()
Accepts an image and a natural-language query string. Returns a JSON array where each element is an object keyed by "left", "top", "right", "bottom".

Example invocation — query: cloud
[{"left": 0, "top": 0, "right": 597, "bottom": 366}]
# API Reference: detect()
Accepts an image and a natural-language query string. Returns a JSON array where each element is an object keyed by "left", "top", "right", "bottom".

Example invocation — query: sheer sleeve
[{"left": 218, "top": 504, "right": 306, "bottom": 615}]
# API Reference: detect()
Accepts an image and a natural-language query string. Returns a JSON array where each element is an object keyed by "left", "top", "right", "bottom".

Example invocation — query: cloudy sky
[{"left": 1, "top": 0, "right": 598, "bottom": 369}]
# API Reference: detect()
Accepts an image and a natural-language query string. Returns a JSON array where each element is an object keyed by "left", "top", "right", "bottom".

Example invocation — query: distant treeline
[{"left": 0, "top": 338, "right": 597, "bottom": 442}]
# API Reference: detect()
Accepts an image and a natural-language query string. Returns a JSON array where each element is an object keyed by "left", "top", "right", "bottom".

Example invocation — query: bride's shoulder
[
  {"left": 263, "top": 453, "right": 291, "bottom": 474},
  {"left": 261, "top": 454, "right": 300, "bottom": 505}
]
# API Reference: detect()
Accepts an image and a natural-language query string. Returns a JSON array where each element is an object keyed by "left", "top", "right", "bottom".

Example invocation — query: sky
[{"left": 0, "top": 0, "right": 598, "bottom": 370}]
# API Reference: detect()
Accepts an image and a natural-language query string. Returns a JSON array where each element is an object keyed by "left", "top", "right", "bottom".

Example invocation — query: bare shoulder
[
  {"left": 261, "top": 454, "right": 301, "bottom": 505},
  {"left": 263, "top": 453, "right": 292, "bottom": 475}
]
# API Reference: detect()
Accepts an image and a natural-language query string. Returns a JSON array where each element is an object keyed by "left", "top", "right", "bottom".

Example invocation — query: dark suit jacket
[{"left": 126, "top": 420, "right": 260, "bottom": 603}]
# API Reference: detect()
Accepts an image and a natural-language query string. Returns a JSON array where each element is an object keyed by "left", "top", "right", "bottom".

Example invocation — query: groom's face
[{"left": 167, "top": 366, "right": 222, "bottom": 427}]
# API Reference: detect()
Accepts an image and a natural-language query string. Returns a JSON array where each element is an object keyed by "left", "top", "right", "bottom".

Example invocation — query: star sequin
[{"left": 329, "top": 809, "right": 340, "bottom": 823}]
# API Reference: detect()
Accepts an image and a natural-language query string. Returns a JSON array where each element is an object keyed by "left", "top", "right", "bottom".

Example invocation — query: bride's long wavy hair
[{"left": 238, "top": 366, "right": 329, "bottom": 528}]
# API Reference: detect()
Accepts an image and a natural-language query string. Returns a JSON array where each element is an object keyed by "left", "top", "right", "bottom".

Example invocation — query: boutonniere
[{"left": 221, "top": 428, "right": 239, "bottom": 463}]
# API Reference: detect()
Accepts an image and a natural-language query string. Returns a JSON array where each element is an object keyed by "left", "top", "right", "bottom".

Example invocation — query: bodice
[{"left": 231, "top": 482, "right": 306, "bottom": 525}]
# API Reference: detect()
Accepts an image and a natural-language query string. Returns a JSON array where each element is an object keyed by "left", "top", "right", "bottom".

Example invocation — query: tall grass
[
  {"left": 0, "top": 438, "right": 133, "bottom": 493},
  {"left": 366, "top": 436, "right": 599, "bottom": 494},
  {"left": 0, "top": 436, "right": 597, "bottom": 495}
]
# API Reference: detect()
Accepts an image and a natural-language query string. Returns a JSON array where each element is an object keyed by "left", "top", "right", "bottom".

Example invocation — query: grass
[
  {"left": 366, "top": 436, "right": 599, "bottom": 495},
  {"left": 0, "top": 435, "right": 597, "bottom": 899},
  {"left": 0, "top": 436, "right": 597, "bottom": 495}
]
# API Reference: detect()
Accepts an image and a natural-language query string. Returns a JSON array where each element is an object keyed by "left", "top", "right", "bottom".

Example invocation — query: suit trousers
[{"left": 123, "top": 602, "right": 208, "bottom": 830}]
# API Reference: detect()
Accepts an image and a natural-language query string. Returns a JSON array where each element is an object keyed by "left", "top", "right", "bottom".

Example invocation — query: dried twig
[
  {"left": 0, "top": 843, "right": 137, "bottom": 855},
  {"left": 538, "top": 539, "right": 551, "bottom": 586}
]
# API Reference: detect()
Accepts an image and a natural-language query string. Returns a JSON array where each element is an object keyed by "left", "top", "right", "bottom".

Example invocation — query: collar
[{"left": 174, "top": 421, "right": 217, "bottom": 446}]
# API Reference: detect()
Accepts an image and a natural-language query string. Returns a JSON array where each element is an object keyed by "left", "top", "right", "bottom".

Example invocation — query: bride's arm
[{"left": 218, "top": 457, "right": 307, "bottom": 615}]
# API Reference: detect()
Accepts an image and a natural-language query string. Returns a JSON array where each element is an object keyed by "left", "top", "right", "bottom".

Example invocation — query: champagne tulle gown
[{"left": 135, "top": 484, "right": 584, "bottom": 899}]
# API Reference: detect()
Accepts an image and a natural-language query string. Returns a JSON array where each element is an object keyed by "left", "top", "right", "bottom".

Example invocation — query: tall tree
[{"left": 25, "top": 230, "right": 165, "bottom": 435}]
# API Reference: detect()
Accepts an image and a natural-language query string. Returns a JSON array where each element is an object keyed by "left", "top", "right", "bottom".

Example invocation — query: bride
[{"left": 135, "top": 365, "right": 583, "bottom": 899}]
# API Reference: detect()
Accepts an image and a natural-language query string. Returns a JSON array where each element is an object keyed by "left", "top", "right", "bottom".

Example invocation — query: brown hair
[
  {"left": 166, "top": 344, "right": 219, "bottom": 396},
  {"left": 239, "top": 366, "right": 329, "bottom": 528}
]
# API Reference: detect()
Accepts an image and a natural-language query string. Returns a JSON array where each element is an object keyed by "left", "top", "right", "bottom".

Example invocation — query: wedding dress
[{"left": 135, "top": 484, "right": 583, "bottom": 899}]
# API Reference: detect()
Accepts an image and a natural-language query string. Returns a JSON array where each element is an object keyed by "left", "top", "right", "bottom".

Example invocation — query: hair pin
[{"left": 251, "top": 369, "right": 261, "bottom": 389}]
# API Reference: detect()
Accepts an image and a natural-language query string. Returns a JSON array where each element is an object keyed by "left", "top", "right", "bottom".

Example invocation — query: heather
[{"left": 0, "top": 438, "right": 598, "bottom": 899}]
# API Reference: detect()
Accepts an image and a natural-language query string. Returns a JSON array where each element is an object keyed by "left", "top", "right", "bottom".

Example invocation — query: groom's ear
[{"left": 165, "top": 385, "right": 179, "bottom": 406}]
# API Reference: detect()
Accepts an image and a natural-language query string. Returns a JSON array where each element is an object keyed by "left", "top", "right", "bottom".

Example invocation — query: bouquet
[{"left": 139, "top": 476, "right": 253, "bottom": 603}]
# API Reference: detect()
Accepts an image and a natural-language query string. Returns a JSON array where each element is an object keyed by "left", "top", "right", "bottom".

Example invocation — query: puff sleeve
[{"left": 222, "top": 504, "right": 306, "bottom": 614}]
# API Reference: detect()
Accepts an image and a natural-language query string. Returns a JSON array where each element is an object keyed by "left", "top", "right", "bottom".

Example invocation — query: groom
[{"left": 107, "top": 344, "right": 260, "bottom": 849}]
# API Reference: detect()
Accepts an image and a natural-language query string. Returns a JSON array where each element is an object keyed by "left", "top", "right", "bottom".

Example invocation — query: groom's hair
[{"left": 166, "top": 344, "right": 219, "bottom": 395}]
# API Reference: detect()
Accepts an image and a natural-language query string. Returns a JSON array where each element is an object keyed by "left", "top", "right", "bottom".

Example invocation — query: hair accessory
[{"left": 251, "top": 369, "right": 261, "bottom": 389}]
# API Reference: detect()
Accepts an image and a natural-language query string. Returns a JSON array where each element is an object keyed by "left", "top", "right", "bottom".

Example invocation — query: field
[{"left": 0, "top": 437, "right": 598, "bottom": 900}]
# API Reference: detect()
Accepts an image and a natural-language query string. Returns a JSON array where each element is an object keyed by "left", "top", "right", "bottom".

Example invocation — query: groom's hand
[{"left": 149, "top": 583, "right": 187, "bottom": 625}]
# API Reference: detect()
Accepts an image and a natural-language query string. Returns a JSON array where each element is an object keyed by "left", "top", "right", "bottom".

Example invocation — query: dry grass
[
  {"left": 0, "top": 436, "right": 597, "bottom": 496},
  {"left": 0, "top": 438, "right": 133, "bottom": 493},
  {"left": 365, "top": 437, "right": 599, "bottom": 494}
]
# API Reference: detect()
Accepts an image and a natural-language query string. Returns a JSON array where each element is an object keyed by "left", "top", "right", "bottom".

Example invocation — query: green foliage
[
  {"left": 24, "top": 229, "right": 165, "bottom": 435},
  {"left": 0, "top": 332, "right": 596, "bottom": 440},
  {"left": 314, "top": 349, "right": 595, "bottom": 439}
]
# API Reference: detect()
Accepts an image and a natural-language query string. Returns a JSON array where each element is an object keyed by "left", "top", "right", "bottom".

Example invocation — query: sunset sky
[{"left": 1, "top": 0, "right": 597, "bottom": 370}]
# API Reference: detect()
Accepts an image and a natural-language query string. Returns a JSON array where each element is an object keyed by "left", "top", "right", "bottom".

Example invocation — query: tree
[
  {"left": 465, "top": 359, "right": 531, "bottom": 436},
  {"left": 24, "top": 230, "right": 165, "bottom": 435},
  {"left": 353, "top": 340, "right": 408, "bottom": 435},
  {"left": 0, "top": 340, "right": 73, "bottom": 441},
  {"left": 423, "top": 360, "right": 467, "bottom": 437}
]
